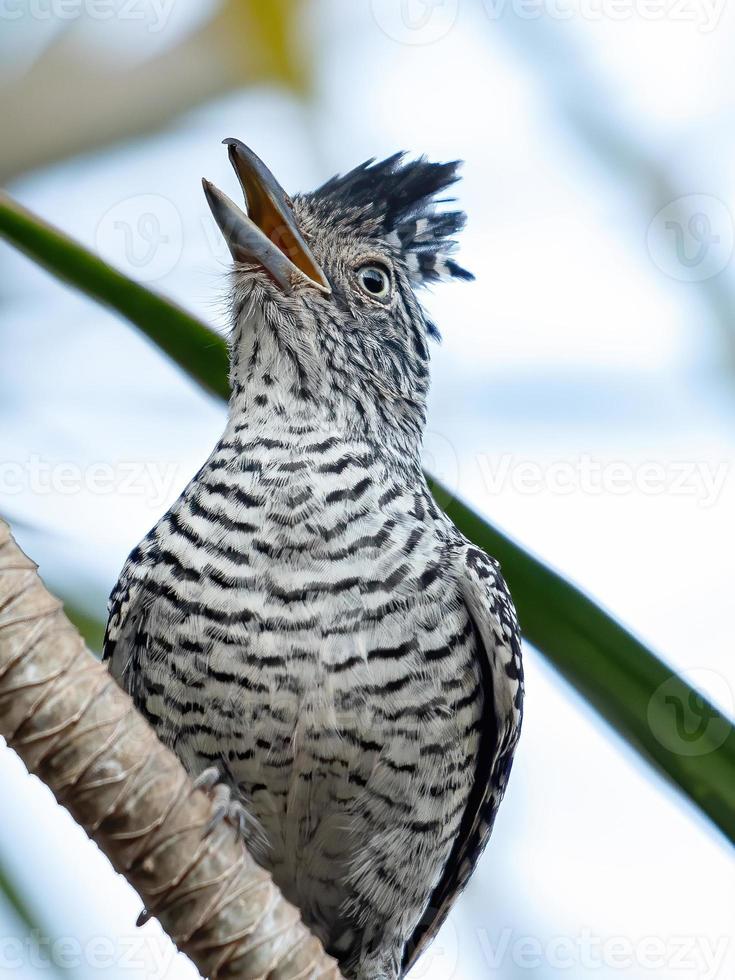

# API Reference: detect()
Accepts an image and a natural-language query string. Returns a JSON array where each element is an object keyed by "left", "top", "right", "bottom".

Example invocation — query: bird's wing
[
  {"left": 403, "top": 542, "right": 524, "bottom": 975},
  {"left": 102, "top": 545, "right": 152, "bottom": 706}
]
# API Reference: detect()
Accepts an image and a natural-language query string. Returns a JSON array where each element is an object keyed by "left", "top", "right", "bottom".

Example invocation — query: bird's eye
[{"left": 356, "top": 263, "right": 392, "bottom": 301}]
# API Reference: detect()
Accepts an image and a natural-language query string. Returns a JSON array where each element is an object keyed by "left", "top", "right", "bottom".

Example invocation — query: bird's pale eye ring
[{"left": 355, "top": 262, "right": 392, "bottom": 302}]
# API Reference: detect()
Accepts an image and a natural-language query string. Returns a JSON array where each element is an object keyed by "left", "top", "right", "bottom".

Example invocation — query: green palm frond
[{"left": 0, "top": 858, "right": 75, "bottom": 977}]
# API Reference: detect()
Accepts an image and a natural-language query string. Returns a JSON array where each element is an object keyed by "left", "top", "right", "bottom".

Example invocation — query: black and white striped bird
[{"left": 104, "top": 140, "right": 523, "bottom": 980}]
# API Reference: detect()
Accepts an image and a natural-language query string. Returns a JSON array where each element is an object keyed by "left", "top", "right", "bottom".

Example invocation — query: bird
[{"left": 104, "top": 138, "right": 524, "bottom": 980}]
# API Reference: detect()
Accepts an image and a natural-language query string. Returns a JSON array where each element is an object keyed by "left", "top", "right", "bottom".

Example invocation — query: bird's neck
[
  {"left": 227, "top": 311, "right": 427, "bottom": 459},
  {"left": 226, "top": 373, "right": 425, "bottom": 466}
]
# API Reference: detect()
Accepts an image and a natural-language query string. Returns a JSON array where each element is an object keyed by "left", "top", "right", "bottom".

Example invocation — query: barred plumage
[{"left": 104, "top": 141, "right": 523, "bottom": 980}]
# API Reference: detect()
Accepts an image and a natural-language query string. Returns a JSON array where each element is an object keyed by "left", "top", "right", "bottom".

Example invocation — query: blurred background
[{"left": 1, "top": 1, "right": 734, "bottom": 977}]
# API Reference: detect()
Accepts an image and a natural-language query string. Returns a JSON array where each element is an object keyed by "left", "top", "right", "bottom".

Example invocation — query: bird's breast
[{"left": 131, "top": 426, "right": 482, "bottom": 935}]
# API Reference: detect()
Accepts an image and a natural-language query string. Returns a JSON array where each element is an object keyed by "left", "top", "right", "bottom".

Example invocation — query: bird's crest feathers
[{"left": 312, "top": 153, "right": 474, "bottom": 289}]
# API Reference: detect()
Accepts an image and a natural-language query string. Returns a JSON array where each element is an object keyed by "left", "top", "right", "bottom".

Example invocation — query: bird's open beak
[{"left": 202, "top": 138, "right": 330, "bottom": 295}]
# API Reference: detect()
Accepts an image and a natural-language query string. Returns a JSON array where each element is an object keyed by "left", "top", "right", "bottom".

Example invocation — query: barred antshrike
[{"left": 105, "top": 139, "right": 523, "bottom": 980}]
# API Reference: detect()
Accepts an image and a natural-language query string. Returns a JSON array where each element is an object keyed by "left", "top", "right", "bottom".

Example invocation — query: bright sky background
[{"left": 1, "top": 1, "right": 734, "bottom": 978}]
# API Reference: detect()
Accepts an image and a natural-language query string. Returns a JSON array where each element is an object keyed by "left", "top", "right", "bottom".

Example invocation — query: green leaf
[
  {"left": 2, "top": 194, "right": 733, "bottom": 844},
  {"left": 427, "top": 478, "right": 735, "bottom": 842},
  {"left": 0, "top": 858, "right": 40, "bottom": 936},
  {"left": 0, "top": 858, "right": 75, "bottom": 977},
  {"left": 0, "top": 193, "right": 229, "bottom": 401},
  {"left": 63, "top": 602, "right": 106, "bottom": 658}
]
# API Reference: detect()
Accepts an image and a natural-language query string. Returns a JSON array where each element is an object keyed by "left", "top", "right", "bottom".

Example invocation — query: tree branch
[{"left": 0, "top": 518, "right": 343, "bottom": 980}]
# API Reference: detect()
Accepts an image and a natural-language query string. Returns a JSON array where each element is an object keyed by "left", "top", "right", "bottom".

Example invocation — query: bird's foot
[{"left": 192, "top": 766, "right": 250, "bottom": 843}]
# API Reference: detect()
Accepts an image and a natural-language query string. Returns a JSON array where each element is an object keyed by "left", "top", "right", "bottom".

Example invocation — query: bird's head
[{"left": 203, "top": 139, "right": 473, "bottom": 450}]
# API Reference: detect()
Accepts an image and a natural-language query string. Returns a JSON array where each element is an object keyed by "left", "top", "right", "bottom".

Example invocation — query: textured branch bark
[{"left": 0, "top": 519, "right": 343, "bottom": 980}]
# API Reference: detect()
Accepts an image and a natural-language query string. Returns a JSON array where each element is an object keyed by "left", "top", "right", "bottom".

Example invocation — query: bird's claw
[{"left": 193, "top": 766, "right": 249, "bottom": 843}]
